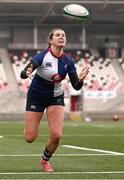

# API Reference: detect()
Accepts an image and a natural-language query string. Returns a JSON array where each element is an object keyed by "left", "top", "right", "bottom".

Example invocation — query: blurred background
[{"left": 0, "top": 0, "right": 124, "bottom": 121}]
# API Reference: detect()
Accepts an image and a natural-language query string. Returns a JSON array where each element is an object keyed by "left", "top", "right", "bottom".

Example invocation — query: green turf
[{"left": 0, "top": 120, "right": 124, "bottom": 179}]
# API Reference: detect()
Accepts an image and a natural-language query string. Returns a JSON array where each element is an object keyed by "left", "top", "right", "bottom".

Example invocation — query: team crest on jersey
[
  {"left": 45, "top": 62, "right": 52, "bottom": 67},
  {"left": 51, "top": 74, "right": 62, "bottom": 83}
]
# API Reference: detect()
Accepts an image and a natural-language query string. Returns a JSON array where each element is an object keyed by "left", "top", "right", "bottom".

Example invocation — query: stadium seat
[{"left": 0, "top": 61, "right": 8, "bottom": 93}]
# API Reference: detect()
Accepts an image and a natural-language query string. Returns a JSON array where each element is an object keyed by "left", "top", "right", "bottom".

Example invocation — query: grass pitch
[{"left": 0, "top": 119, "right": 124, "bottom": 179}]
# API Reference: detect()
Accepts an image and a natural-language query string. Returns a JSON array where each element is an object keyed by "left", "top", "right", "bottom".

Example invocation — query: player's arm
[
  {"left": 20, "top": 61, "right": 38, "bottom": 79},
  {"left": 68, "top": 66, "right": 89, "bottom": 90},
  {"left": 20, "top": 51, "right": 44, "bottom": 79},
  {"left": 68, "top": 71, "right": 83, "bottom": 90}
]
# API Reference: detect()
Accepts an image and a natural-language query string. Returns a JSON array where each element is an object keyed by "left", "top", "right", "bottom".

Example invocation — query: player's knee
[
  {"left": 52, "top": 132, "right": 62, "bottom": 145},
  {"left": 24, "top": 131, "right": 37, "bottom": 143}
]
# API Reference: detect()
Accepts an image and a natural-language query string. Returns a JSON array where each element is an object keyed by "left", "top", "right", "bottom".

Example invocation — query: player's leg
[
  {"left": 46, "top": 105, "right": 65, "bottom": 153},
  {"left": 40, "top": 105, "right": 64, "bottom": 172},
  {"left": 24, "top": 111, "right": 44, "bottom": 143}
]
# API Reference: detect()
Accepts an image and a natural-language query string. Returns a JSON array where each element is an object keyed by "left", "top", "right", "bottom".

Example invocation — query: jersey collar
[{"left": 49, "top": 48, "right": 64, "bottom": 59}]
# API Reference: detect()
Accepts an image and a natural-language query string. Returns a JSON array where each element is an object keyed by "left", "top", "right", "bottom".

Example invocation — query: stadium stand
[
  {"left": 0, "top": 52, "right": 124, "bottom": 120},
  {"left": 7, "top": 49, "right": 124, "bottom": 96},
  {"left": 0, "top": 60, "right": 8, "bottom": 93},
  {"left": 77, "top": 55, "right": 123, "bottom": 92},
  {"left": 118, "top": 58, "right": 124, "bottom": 71}
]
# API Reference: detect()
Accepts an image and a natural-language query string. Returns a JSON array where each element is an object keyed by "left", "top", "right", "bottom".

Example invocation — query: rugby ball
[{"left": 63, "top": 4, "right": 90, "bottom": 23}]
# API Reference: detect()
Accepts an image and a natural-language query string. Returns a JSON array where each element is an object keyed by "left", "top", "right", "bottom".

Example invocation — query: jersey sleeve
[
  {"left": 31, "top": 51, "right": 45, "bottom": 67},
  {"left": 20, "top": 49, "right": 47, "bottom": 79},
  {"left": 68, "top": 58, "right": 83, "bottom": 90},
  {"left": 68, "top": 59, "right": 76, "bottom": 74}
]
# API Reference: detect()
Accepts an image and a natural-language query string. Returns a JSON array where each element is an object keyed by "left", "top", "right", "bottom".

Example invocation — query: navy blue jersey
[{"left": 28, "top": 48, "right": 77, "bottom": 97}]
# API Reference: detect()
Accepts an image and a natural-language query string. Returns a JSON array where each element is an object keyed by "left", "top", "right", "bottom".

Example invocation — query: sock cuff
[{"left": 42, "top": 148, "right": 52, "bottom": 161}]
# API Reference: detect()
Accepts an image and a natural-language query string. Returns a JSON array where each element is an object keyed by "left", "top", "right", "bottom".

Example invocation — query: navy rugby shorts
[{"left": 26, "top": 94, "right": 65, "bottom": 112}]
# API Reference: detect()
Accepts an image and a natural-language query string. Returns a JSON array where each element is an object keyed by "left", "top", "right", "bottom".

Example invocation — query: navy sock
[{"left": 42, "top": 148, "right": 52, "bottom": 161}]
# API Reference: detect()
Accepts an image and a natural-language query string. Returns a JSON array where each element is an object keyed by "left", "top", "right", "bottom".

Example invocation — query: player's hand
[
  {"left": 26, "top": 64, "right": 33, "bottom": 79},
  {"left": 78, "top": 66, "right": 89, "bottom": 82}
]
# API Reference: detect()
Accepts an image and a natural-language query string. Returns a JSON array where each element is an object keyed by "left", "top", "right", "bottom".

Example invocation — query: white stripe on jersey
[
  {"left": 54, "top": 83, "right": 64, "bottom": 97},
  {"left": 36, "top": 51, "right": 63, "bottom": 97},
  {"left": 36, "top": 51, "right": 58, "bottom": 81}
]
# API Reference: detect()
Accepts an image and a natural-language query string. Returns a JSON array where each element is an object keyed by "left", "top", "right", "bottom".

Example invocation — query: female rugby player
[{"left": 20, "top": 28, "right": 89, "bottom": 172}]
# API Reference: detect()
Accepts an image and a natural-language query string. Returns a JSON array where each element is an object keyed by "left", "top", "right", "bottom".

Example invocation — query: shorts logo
[
  {"left": 31, "top": 105, "right": 36, "bottom": 109},
  {"left": 57, "top": 99, "right": 62, "bottom": 103}
]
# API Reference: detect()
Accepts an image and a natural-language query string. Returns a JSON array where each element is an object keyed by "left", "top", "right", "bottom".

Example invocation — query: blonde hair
[{"left": 47, "top": 28, "right": 65, "bottom": 47}]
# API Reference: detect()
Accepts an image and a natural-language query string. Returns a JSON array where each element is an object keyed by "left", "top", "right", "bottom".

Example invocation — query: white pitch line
[
  {"left": 1, "top": 171, "right": 124, "bottom": 175},
  {"left": 62, "top": 145, "right": 124, "bottom": 155},
  {"left": 0, "top": 136, "right": 3, "bottom": 138},
  {"left": 1, "top": 134, "right": 124, "bottom": 137},
  {"left": 0, "top": 153, "right": 124, "bottom": 157}
]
